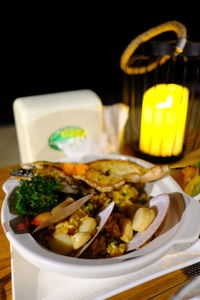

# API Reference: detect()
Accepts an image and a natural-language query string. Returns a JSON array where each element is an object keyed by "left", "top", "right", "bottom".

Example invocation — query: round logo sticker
[{"left": 48, "top": 126, "right": 87, "bottom": 151}]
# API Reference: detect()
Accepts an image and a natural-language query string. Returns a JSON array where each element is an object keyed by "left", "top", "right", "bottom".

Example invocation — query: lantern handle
[{"left": 120, "top": 20, "right": 187, "bottom": 75}]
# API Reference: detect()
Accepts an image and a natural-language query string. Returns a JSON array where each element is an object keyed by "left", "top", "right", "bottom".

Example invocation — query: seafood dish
[{"left": 9, "top": 158, "right": 170, "bottom": 259}]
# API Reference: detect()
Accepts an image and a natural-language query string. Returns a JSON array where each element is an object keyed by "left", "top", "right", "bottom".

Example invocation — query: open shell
[
  {"left": 127, "top": 193, "right": 170, "bottom": 251},
  {"left": 33, "top": 194, "right": 93, "bottom": 233},
  {"left": 75, "top": 201, "right": 115, "bottom": 257}
]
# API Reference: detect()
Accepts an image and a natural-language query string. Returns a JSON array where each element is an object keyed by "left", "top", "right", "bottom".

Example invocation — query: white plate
[{"left": 2, "top": 154, "right": 200, "bottom": 278}]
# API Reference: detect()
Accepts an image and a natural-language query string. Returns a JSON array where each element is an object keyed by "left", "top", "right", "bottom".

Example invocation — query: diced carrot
[
  {"left": 172, "top": 167, "right": 198, "bottom": 189},
  {"left": 31, "top": 211, "right": 52, "bottom": 225},
  {"left": 182, "top": 167, "right": 198, "bottom": 187},
  {"left": 62, "top": 162, "right": 88, "bottom": 176},
  {"left": 171, "top": 171, "right": 185, "bottom": 189},
  {"left": 74, "top": 163, "right": 88, "bottom": 175}
]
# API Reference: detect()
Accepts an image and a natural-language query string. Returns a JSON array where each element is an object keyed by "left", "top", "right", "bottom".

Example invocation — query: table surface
[{"left": 0, "top": 160, "right": 199, "bottom": 300}]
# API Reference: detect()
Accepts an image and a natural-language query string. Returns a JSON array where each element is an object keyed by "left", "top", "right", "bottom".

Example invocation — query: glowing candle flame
[{"left": 139, "top": 84, "right": 189, "bottom": 157}]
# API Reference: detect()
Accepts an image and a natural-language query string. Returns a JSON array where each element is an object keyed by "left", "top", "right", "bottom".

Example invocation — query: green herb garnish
[
  {"left": 122, "top": 191, "right": 129, "bottom": 197},
  {"left": 87, "top": 202, "right": 93, "bottom": 212},
  {"left": 196, "top": 160, "right": 200, "bottom": 171},
  {"left": 15, "top": 175, "right": 62, "bottom": 216},
  {"left": 191, "top": 181, "right": 200, "bottom": 197},
  {"left": 138, "top": 193, "right": 148, "bottom": 205}
]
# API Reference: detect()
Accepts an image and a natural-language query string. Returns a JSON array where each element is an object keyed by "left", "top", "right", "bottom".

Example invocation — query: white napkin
[{"left": 103, "top": 103, "right": 129, "bottom": 154}]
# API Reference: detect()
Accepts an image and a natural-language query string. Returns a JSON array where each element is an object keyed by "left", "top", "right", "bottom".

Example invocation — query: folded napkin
[
  {"left": 13, "top": 238, "right": 200, "bottom": 300},
  {"left": 103, "top": 103, "right": 129, "bottom": 154}
]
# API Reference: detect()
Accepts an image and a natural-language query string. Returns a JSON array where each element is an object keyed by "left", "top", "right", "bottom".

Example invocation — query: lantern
[{"left": 121, "top": 21, "right": 200, "bottom": 163}]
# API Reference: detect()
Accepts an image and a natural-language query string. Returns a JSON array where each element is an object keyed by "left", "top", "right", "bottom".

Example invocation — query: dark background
[{"left": 1, "top": 9, "right": 199, "bottom": 125}]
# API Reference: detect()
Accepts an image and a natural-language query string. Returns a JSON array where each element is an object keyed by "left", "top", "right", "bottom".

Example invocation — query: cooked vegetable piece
[
  {"left": 172, "top": 162, "right": 200, "bottom": 195},
  {"left": 182, "top": 167, "right": 198, "bottom": 187},
  {"left": 31, "top": 211, "right": 52, "bottom": 225},
  {"left": 15, "top": 175, "right": 62, "bottom": 216},
  {"left": 62, "top": 162, "right": 88, "bottom": 176},
  {"left": 184, "top": 175, "right": 200, "bottom": 196},
  {"left": 119, "top": 218, "right": 133, "bottom": 242}
]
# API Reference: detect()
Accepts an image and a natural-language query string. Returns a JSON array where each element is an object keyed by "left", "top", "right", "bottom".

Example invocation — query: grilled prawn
[{"left": 11, "top": 159, "right": 170, "bottom": 192}]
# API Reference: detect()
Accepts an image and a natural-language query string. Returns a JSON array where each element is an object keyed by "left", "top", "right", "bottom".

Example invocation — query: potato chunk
[
  {"left": 49, "top": 233, "right": 73, "bottom": 254},
  {"left": 119, "top": 218, "right": 133, "bottom": 242},
  {"left": 79, "top": 217, "right": 96, "bottom": 234},
  {"left": 72, "top": 232, "right": 91, "bottom": 250}
]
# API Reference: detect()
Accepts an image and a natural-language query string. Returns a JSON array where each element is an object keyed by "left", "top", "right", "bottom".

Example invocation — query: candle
[{"left": 139, "top": 83, "right": 189, "bottom": 157}]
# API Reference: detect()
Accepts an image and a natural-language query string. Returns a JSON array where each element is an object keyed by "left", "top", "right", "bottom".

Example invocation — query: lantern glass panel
[{"left": 123, "top": 41, "right": 200, "bottom": 163}]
